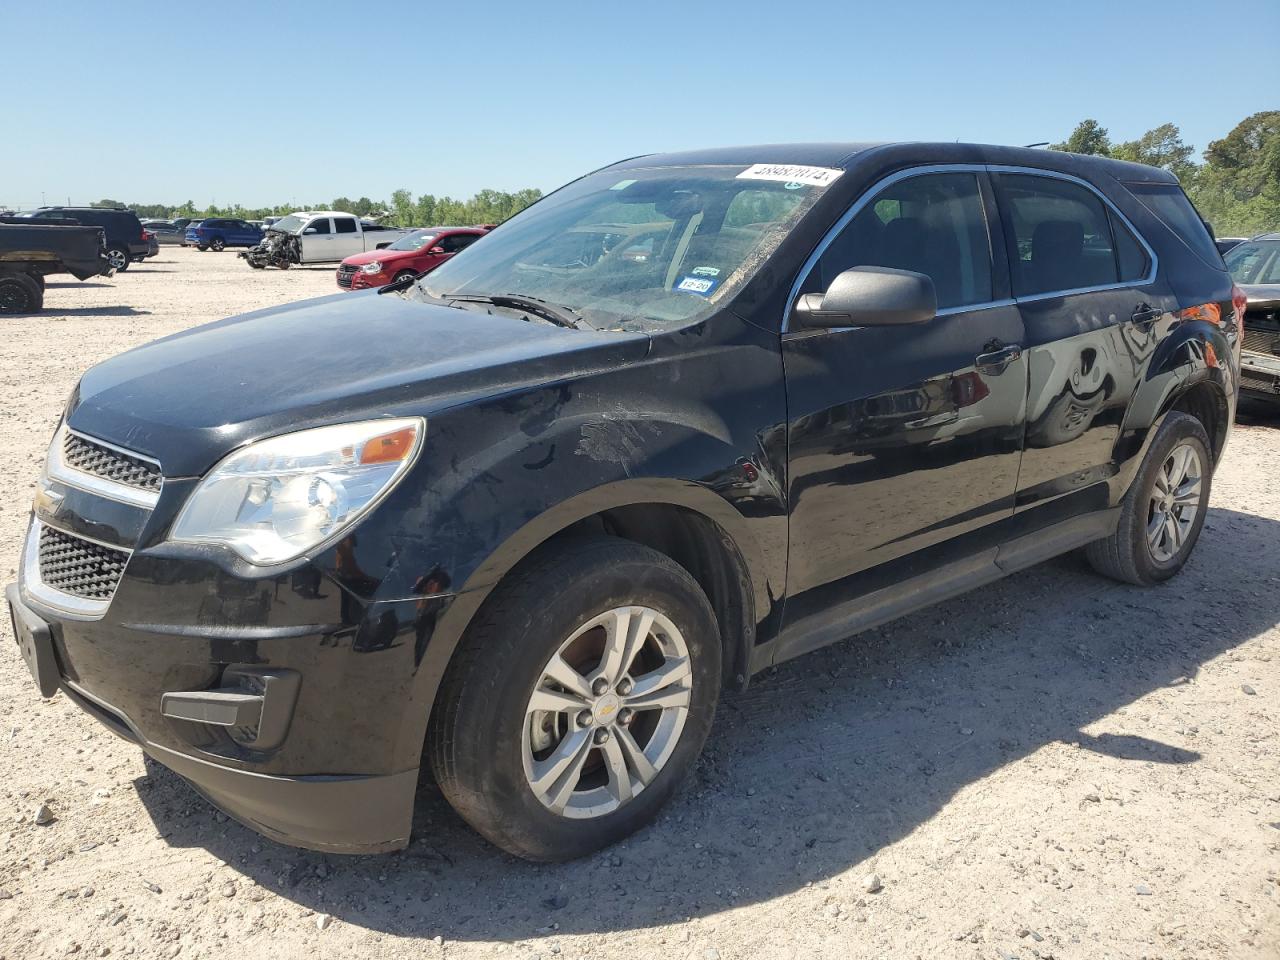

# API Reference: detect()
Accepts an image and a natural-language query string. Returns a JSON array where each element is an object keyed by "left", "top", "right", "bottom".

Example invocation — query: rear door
[
  {"left": 990, "top": 171, "right": 1172, "bottom": 514},
  {"left": 781, "top": 168, "right": 1027, "bottom": 625},
  {"left": 332, "top": 216, "right": 363, "bottom": 259}
]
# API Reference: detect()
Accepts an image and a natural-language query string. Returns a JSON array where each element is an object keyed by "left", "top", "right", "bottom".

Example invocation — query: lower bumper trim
[{"left": 63, "top": 679, "right": 415, "bottom": 854}]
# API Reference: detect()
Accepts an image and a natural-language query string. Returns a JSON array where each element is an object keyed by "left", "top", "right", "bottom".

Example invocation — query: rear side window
[
  {"left": 993, "top": 174, "right": 1127, "bottom": 296},
  {"left": 1124, "top": 181, "right": 1221, "bottom": 267},
  {"left": 1109, "top": 210, "right": 1150, "bottom": 281},
  {"left": 334, "top": 217, "right": 358, "bottom": 234},
  {"left": 808, "top": 171, "right": 993, "bottom": 310}
]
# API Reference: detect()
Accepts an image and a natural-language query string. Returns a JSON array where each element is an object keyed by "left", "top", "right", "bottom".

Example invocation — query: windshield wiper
[{"left": 447, "top": 293, "right": 591, "bottom": 330}]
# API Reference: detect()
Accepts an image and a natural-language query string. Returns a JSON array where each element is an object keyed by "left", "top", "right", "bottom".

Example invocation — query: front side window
[
  {"left": 308, "top": 218, "right": 332, "bottom": 235},
  {"left": 994, "top": 174, "right": 1124, "bottom": 297},
  {"left": 806, "top": 172, "right": 993, "bottom": 310},
  {"left": 415, "top": 163, "right": 831, "bottom": 331},
  {"left": 440, "top": 233, "right": 479, "bottom": 253},
  {"left": 334, "top": 217, "right": 358, "bottom": 234}
]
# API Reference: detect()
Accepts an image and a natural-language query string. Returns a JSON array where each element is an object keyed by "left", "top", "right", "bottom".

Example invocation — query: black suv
[
  {"left": 27, "top": 206, "right": 147, "bottom": 271},
  {"left": 6, "top": 143, "right": 1241, "bottom": 861}
]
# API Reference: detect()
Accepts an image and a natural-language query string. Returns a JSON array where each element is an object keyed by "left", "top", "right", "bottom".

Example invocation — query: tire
[
  {"left": 393, "top": 270, "right": 417, "bottom": 284},
  {"left": 210, "top": 237, "right": 225, "bottom": 252},
  {"left": 0, "top": 272, "right": 43, "bottom": 314},
  {"left": 106, "top": 247, "right": 130, "bottom": 272},
  {"left": 1085, "top": 411, "right": 1212, "bottom": 585},
  {"left": 429, "top": 537, "right": 721, "bottom": 861},
  {"left": 196, "top": 244, "right": 209, "bottom": 252}
]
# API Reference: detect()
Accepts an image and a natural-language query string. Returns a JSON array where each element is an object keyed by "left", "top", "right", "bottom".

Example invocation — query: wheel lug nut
[
  {"left": 617, "top": 677, "right": 633, "bottom": 695},
  {"left": 618, "top": 708, "right": 633, "bottom": 726},
  {"left": 576, "top": 710, "right": 593, "bottom": 728},
  {"left": 592, "top": 677, "right": 609, "bottom": 696},
  {"left": 593, "top": 728, "right": 610, "bottom": 745}
]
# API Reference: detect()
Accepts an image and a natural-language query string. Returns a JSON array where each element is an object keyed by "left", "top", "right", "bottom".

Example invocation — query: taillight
[{"left": 1231, "top": 284, "right": 1248, "bottom": 329}]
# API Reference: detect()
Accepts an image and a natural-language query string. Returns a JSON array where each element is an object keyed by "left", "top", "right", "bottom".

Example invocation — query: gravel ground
[{"left": 1, "top": 247, "right": 1278, "bottom": 960}]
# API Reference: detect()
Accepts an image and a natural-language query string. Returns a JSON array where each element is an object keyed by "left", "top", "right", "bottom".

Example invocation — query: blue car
[{"left": 185, "top": 218, "right": 263, "bottom": 252}]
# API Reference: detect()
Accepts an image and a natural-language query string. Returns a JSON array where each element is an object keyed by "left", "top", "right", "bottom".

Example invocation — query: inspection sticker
[
  {"left": 677, "top": 276, "right": 718, "bottom": 296},
  {"left": 736, "top": 163, "right": 843, "bottom": 187}
]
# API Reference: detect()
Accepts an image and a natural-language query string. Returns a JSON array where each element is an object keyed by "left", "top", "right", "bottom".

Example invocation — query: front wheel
[
  {"left": 106, "top": 247, "right": 130, "bottom": 271},
  {"left": 429, "top": 537, "right": 721, "bottom": 861},
  {"left": 1085, "top": 411, "right": 1212, "bottom": 585},
  {"left": 393, "top": 270, "right": 418, "bottom": 284},
  {"left": 210, "top": 237, "right": 225, "bottom": 252}
]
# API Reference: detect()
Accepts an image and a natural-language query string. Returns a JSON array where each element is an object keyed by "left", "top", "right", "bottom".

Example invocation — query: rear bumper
[{"left": 60, "top": 678, "right": 415, "bottom": 854}]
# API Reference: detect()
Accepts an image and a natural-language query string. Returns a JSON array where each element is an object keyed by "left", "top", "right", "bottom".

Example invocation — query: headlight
[
  {"left": 360, "top": 261, "right": 384, "bottom": 274},
  {"left": 170, "top": 418, "right": 424, "bottom": 565}
]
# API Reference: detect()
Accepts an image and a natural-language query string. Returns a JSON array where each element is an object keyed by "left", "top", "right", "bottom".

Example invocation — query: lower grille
[
  {"left": 337, "top": 265, "right": 356, "bottom": 289},
  {"left": 1242, "top": 325, "right": 1280, "bottom": 359},
  {"left": 38, "top": 525, "right": 129, "bottom": 600},
  {"left": 1241, "top": 373, "right": 1280, "bottom": 395}
]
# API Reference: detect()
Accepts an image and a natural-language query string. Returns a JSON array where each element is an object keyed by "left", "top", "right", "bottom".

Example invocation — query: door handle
[
  {"left": 1132, "top": 304, "right": 1162, "bottom": 326},
  {"left": 975, "top": 344, "right": 1022, "bottom": 374}
]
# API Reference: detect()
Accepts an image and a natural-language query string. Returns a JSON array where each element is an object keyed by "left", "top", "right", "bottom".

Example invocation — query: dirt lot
[{"left": 1, "top": 247, "right": 1278, "bottom": 960}]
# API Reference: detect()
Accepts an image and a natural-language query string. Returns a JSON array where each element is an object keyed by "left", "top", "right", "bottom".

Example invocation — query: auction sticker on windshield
[{"left": 736, "top": 164, "right": 843, "bottom": 187}]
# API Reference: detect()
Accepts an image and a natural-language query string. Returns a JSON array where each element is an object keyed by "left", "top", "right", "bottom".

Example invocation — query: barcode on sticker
[{"left": 736, "top": 164, "right": 844, "bottom": 187}]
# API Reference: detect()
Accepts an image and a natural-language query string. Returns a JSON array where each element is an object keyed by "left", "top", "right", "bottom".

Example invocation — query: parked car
[
  {"left": 336, "top": 227, "right": 488, "bottom": 290},
  {"left": 185, "top": 218, "right": 263, "bottom": 252},
  {"left": 142, "top": 230, "right": 160, "bottom": 260},
  {"left": 7, "top": 142, "right": 1241, "bottom": 862},
  {"left": 261, "top": 216, "right": 281, "bottom": 230},
  {"left": 24, "top": 206, "right": 146, "bottom": 272},
  {"left": 243, "top": 212, "right": 416, "bottom": 269},
  {"left": 142, "top": 220, "right": 185, "bottom": 245},
  {"left": 1216, "top": 237, "right": 1247, "bottom": 256},
  {"left": 1223, "top": 233, "right": 1280, "bottom": 407},
  {"left": 0, "top": 220, "right": 114, "bottom": 312}
]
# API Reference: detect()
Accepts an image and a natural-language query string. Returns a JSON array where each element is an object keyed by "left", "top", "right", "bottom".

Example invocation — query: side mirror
[
  {"left": 428, "top": 246, "right": 446, "bottom": 255},
  {"left": 303, "top": 227, "right": 317, "bottom": 235},
  {"left": 792, "top": 266, "right": 937, "bottom": 329}
]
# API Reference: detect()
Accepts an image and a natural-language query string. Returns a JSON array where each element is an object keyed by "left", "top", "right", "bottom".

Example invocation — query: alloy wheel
[
  {"left": 522, "top": 605, "right": 692, "bottom": 819},
  {"left": 106, "top": 248, "right": 128, "bottom": 270},
  {"left": 1146, "top": 440, "right": 1203, "bottom": 563}
]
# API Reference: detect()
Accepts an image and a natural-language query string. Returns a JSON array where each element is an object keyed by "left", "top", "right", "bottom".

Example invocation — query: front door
[
  {"left": 989, "top": 171, "right": 1174, "bottom": 514},
  {"left": 781, "top": 169, "right": 1027, "bottom": 626},
  {"left": 301, "top": 217, "right": 335, "bottom": 262}
]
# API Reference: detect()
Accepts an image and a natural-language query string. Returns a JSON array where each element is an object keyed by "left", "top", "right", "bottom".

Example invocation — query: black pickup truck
[{"left": 0, "top": 220, "right": 114, "bottom": 313}]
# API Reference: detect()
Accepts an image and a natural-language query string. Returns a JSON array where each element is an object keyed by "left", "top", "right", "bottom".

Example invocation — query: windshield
[
  {"left": 269, "top": 214, "right": 307, "bottom": 234},
  {"left": 412, "top": 163, "right": 835, "bottom": 330},
  {"left": 1225, "top": 240, "right": 1280, "bottom": 285},
  {"left": 386, "top": 230, "right": 439, "bottom": 252}
]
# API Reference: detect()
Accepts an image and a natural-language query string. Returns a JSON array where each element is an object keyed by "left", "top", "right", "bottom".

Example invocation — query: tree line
[
  {"left": 91, "top": 187, "right": 545, "bottom": 227},
  {"left": 1051, "top": 111, "right": 1278, "bottom": 235}
]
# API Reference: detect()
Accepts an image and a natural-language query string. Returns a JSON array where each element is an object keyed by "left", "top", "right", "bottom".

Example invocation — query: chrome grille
[
  {"left": 63, "top": 431, "right": 162, "bottom": 492},
  {"left": 38, "top": 525, "right": 129, "bottom": 600}
]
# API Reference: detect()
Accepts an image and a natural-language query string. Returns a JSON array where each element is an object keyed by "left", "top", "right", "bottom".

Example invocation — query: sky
[{"left": 2, "top": 0, "right": 1275, "bottom": 210}]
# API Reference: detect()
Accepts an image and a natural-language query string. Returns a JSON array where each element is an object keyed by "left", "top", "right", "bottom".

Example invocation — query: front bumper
[{"left": 7, "top": 500, "right": 434, "bottom": 853}]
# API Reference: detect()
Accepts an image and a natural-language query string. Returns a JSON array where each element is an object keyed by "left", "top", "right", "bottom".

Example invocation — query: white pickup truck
[{"left": 244, "top": 211, "right": 417, "bottom": 268}]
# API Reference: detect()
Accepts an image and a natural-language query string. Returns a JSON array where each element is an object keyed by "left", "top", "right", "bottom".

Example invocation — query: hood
[
  {"left": 341, "top": 248, "right": 417, "bottom": 267},
  {"left": 68, "top": 291, "right": 649, "bottom": 476},
  {"left": 1239, "top": 283, "right": 1280, "bottom": 311}
]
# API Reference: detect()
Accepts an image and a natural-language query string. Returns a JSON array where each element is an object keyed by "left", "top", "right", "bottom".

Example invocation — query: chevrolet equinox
[{"left": 7, "top": 143, "right": 1243, "bottom": 861}]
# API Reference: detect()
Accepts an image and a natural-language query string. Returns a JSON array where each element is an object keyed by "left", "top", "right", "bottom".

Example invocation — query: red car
[{"left": 335, "top": 226, "right": 488, "bottom": 290}]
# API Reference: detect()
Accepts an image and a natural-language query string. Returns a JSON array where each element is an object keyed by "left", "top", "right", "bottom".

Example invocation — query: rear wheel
[
  {"left": 105, "top": 247, "right": 130, "bottom": 271},
  {"left": 210, "top": 237, "right": 226, "bottom": 252},
  {"left": 0, "top": 272, "right": 43, "bottom": 314},
  {"left": 429, "top": 537, "right": 721, "bottom": 861},
  {"left": 1085, "top": 411, "right": 1212, "bottom": 585}
]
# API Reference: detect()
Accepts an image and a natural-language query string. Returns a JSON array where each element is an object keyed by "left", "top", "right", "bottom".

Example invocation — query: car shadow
[
  {"left": 44, "top": 281, "right": 113, "bottom": 289},
  {"left": 132, "top": 506, "right": 1280, "bottom": 940},
  {"left": 44, "top": 306, "right": 151, "bottom": 317}
]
